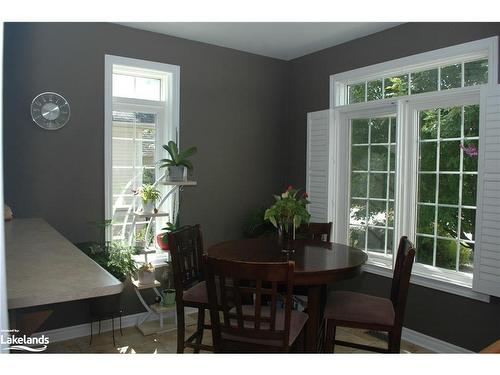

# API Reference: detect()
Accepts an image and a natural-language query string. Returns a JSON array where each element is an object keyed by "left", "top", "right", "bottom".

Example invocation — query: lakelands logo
[{"left": 1, "top": 329, "right": 49, "bottom": 352}]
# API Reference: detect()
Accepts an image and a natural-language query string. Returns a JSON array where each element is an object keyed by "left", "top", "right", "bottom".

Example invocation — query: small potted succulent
[
  {"left": 138, "top": 262, "right": 156, "bottom": 285},
  {"left": 159, "top": 140, "right": 197, "bottom": 182},
  {"left": 264, "top": 185, "right": 311, "bottom": 253},
  {"left": 133, "top": 184, "right": 161, "bottom": 214},
  {"left": 156, "top": 222, "right": 177, "bottom": 251}
]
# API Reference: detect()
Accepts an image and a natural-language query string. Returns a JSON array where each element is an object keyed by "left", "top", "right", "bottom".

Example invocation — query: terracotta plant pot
[{"left": 156, "top": 233, "right": 169, "bottom": 251}]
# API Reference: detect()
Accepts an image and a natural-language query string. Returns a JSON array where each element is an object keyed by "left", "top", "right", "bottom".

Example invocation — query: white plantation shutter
[
  {"left": 306, "top": 110, "right": 333, "bottom": 223},
  {"left": 473, "top": 85, "right": 500, "bottom": 297}
]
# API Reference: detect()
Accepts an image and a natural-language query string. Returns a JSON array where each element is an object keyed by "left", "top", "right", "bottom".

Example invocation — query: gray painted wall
[
  {"left": 287, "top": 22, "right": 500, "bottom": 352},
  {"left": 3, "top": 22, "right": 500, "bottom": 351},
  {"left": 3, "top": 22, "right": 289, "bottom": 331},
  {"left": 3, "top": 22, "right": 289, "bottom": 247}
]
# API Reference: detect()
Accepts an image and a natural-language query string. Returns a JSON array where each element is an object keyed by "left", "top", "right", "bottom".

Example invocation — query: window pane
[
  {"left": 418, "top": 174, "right": 436, "bottom": 203},
  {"left": 440, "top": 64, "right": 462, "bottom": 90},
  {"left": 370, "top": 118, "right": 389, "bottom": 143},
  {"left": 367, "top": 227, "right": 386, "bottom": 253},
  {"left": 411, "top": 68, "right": 438, "bottom": 94},
  {"left": 438, "top": 174, "right": 459, "bottom": 205},
  {"left": 351, "top": 172, "right": 367, "bottom": 197},
  {"left": 369, "top": 173, "right": 387, "bottom": 199},
  {"left": 351, "top": 146, "right": 368, "bottom": 171},
  {"left": 367, "top": 80, "right": 383, "bottom": 101},
  {"left": 390, "top": 118, "right": 397, "bottom": 143},
  {"left": 436, "top": 206, "right": 459, "bottom": 238},
  {"left": 352, "top": 119, "right": 369, "bottom": 144},
  {"left": 417, "top": 204, "right": 435, "bottom": 235},
  {"left": 416, "top": 236, "right": 434, "bottom": 265},
  {"left": 368, "top": 200, "right": 387, "bottom": 226},
  {"left": 464, "top": 105, "right": 479, "bottom": 137},
  {"left": 464, "top": 59, "right": 488, "bottom": 86},
  {"left": 462, "top": 140, "right": 479, "bottom": 171},
  {"left": 135, "top": 76, "right": 161, "bottom": 101},
  {"left": 349, "top": 83, "right": 366, "bottom": 103},
  {"left": 350, "top": 199, "right": 367, "bottom": 225},
  {"left": 459, "top": 243, "right": 474, "bottom": 273},
  {"left": 384, "top": 75, "right": 408, "bottom": 98},
  {"left": 439, "top": 141, "right": 460, "bottom": 171},
  {"left": 389, "top": 145, "right": 396, "bottom": 171},
  {"left": 370, "top": 145, "right": 388, "bottom": 171},
  {"left": 349, "top": 226, "right": 366, "bottom": 250},
  {"left": 112, "top": 73, "right": 161, "bottom": 101},
  {"left": 420, "top": 109, "right": 438, "bottom": 140},
  {"left": 440, "top": 107, "right": 461, "bottom": 139},
  {"left": 461, "top": 209, "right": 476, "bottom": 241},
  {"left": 436, "top": 239, "right": 457, "bottom": 270},
  {"left": 419, "top": 142, "right": 437, "bottom": 171},
  {"left": 462, "top": 175, "right": 477, "bottom": 206}
]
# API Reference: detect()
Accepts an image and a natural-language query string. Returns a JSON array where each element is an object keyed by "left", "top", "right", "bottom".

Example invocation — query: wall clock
[{"left": 30, "top": 92, "right": 71, "bottom": 130}]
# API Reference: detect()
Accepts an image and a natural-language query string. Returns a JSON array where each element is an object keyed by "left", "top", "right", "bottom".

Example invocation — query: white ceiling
[{"left": 117, "top": 22, "right": 402, "bottom": 60}]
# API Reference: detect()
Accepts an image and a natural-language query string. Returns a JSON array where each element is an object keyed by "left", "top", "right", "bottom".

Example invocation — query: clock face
[{"left": 31, "top": 92, "right": 70, "bottom": 130}]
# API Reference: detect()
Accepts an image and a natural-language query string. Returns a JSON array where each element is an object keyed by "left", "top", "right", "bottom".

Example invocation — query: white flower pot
[
  {"left": 166, "top": 166, "right": 187, "bottom": 182},
  {"left": 138, "top": 270, "right": 155, "bottom": 285},
  {"left": 142, "top": 200, "right": 155, "bottom": 214}
]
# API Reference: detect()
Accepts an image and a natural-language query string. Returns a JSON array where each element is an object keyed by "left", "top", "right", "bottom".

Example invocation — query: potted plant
[
  {"left": 156, "top": 222, "right": 177, "bottom": 250},
  {"left": 159, "top": 140, "right": 197, "bottom": 182},
  {"left": 78, "top": 222, "right": 138, "bottom": 316},
  {"left": 134, "top": 184, "right": 161, "bottom": 214},
  {"left": 264, "top": 185, "right": 311, "bottom": 253},
  {"left": 138, "top": 262, "right": 155, "bottom": 285}
]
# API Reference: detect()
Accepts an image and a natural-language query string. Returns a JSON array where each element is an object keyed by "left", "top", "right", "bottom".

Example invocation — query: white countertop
[{"left": 5, "top": 218, "right": 124, "bottom": 309}]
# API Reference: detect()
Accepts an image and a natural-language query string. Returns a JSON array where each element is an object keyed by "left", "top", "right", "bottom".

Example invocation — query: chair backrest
[
  {"left": 296, "top": 222, "right": 332, "bottom": 242},
  {"left": 205, "top": 256, "right": 295, "bottom": 352},
  {"left": 168, "top": 225, "right": 204, "bottom": 297},
  {"left": 390, "top": 236, "right": 416, "bottom": 328}
]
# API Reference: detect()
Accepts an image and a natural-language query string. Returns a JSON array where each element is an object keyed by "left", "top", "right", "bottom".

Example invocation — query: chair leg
[
  {"left": 194, "top": 308, "right": 205, "bottom": 353},
  {"left": 119, "top": 313, "right": 123, "bottom": 336},
  {"left": 324, "top": 321, "right": 336, "bottom": 353},
  {"left": 176, "top": 304, "right": 185, "bottom": 353},
  {"left": 388, "top": 328, "right": 401, "bottom": 353}
]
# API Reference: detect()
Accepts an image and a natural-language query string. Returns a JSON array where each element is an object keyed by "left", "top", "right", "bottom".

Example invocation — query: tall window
[
  {"left": 325, "top": 37, "right": 498, "bottom": 297},
  {"left": 105, "top": 56, "right": 180, "bottom": 245}
]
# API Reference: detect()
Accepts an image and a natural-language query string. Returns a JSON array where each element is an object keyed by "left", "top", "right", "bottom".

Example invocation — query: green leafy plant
[
  {"left": 134, "top": 184, "right": 161, "bottom": 203},
  {"left": 160, "top": 222, "right": 177, "bottom": 242},
  {"left": 78, "top": 220, "right": 137, "bottom": 282},
  {"left": 159, "top": 141, "right": 197, "bottom": 170},
  {"left": 264, "top": 186, "right": 311, "bottom": 229}
]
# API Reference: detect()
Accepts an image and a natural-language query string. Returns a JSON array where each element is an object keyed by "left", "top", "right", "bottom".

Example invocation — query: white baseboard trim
[
  {"left": 32, "top": 307, "right": 197, "bottom": 344},
  {"left": 33, "top": 311, "right": 472, "bottom": 353},
  {"left": 402, "top": 327, "right": 473, "bottom": 353}
]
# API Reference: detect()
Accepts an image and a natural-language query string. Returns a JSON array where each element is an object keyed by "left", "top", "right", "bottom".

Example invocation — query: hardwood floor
[{"left": 44, "top": 314, "right": 430, "bottom": 354}]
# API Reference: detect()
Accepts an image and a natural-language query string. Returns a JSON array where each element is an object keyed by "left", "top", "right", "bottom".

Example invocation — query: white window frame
[
  {"left": 104, "top": 55, "right": 180, "bottom": 242},
  {"left": 329, "top": 37, "right": 498, "bottom": 302}
]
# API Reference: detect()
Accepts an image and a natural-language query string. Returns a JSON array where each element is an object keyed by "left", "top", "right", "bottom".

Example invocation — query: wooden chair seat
[
  {"left": 324, "top": 236, "right": 415, "bottom": 354},
  {"left": 324, "top": 291, "right": 395, "bottom": 328},
  {"left": 183, "top": 281, "right": 209, "bottom": 305}
]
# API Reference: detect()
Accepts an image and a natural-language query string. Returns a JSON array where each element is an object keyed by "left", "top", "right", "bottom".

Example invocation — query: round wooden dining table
[{"left": 207, "top": 238, "right": 367, "bottom": 352}]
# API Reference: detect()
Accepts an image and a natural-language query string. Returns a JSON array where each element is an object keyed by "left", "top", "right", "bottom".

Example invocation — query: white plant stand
[
  {"left": 129, "top": 178, "right": 197, "bottom": 335},
  {"left": 132, "top": 279, "right": 178, "bottom": 335}
]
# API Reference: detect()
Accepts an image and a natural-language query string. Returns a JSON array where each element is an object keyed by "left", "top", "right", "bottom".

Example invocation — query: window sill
[{"left": 363, "top": 261, "right": 490, "bottom": 303}]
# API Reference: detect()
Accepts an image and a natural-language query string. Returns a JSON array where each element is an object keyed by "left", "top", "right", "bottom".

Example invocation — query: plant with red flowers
[{"left": 264, "top": 186, "right": 311, "bottom": 229}]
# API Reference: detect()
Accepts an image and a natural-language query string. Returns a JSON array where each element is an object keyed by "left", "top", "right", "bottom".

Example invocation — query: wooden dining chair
[
  {"left": 168, "top": 224, "right": 212, "bottom": 353},
  {"left": 205, "top": 257, "right": 309, "bottom": 353},
  {"left": 323, "top": 236, "right": 415, "bottom": 353},
  {"left": 296, "top": 222, "right": 332, "bottom": 242}
]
